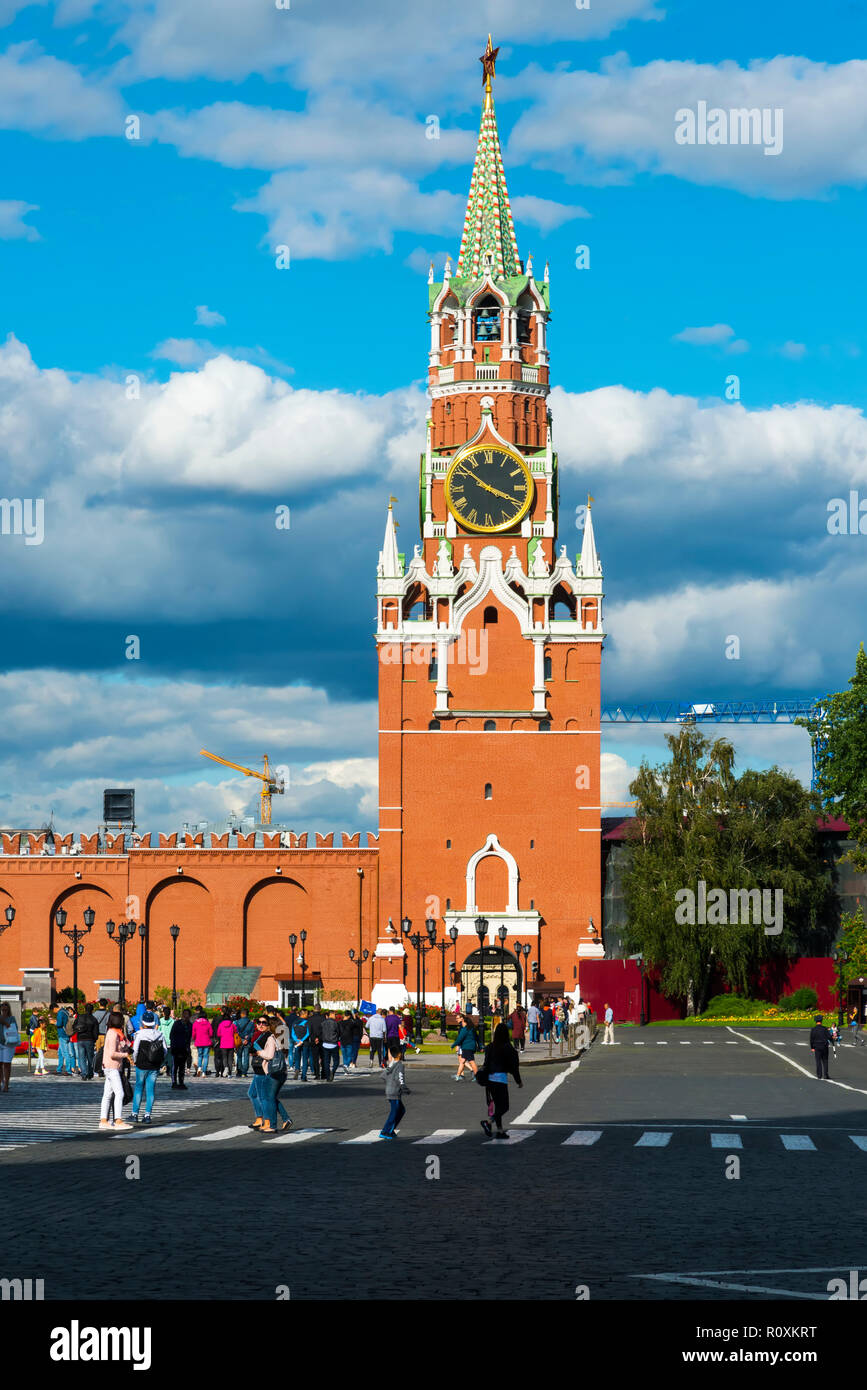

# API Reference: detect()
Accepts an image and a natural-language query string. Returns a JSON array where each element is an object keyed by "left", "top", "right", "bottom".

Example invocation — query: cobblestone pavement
[{"left": 3, "top": 1027, "right": 866, "bottom": 1301}]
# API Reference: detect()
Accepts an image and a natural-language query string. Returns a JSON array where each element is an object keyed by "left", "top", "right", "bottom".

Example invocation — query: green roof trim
[{"left": 429, "top": 274, "right": 549, "bottom": 312}]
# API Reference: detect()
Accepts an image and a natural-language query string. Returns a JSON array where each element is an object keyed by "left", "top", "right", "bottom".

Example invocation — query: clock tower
[{"left": 376, "top": 39, "right": 605, "bottom": 1009}]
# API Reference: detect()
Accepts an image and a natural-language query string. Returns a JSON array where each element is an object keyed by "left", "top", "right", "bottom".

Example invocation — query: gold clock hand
[{"left": 475, "top": 478, "right": 514, "bottom": 501}]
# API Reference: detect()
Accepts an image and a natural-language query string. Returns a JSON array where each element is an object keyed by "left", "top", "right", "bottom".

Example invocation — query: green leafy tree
[
  {"left": 797, "top": 643, "right": 867, "bottom": 869},
  {"left": 623, "top": 727, "right": 831, "bottom": 1014},
  {"left": 834, "top": 904, "right": 867, "bottom": 1000}
]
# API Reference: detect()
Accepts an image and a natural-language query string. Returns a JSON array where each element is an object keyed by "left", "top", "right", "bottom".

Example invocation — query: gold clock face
[{"left": 444, "top": 444, "right": 534, "bottom": 534}]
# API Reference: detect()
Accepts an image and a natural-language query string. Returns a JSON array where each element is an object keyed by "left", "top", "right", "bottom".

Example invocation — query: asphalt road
[{"left": 3, "top": 1028, "right": 867, "bottom": 1302}]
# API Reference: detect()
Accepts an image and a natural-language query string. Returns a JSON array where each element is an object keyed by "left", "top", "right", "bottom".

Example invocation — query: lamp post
[
  {"left": 138, "top": 920, "right": 148, "bottom": 1003},
  {"left": 289, "top": 933, "right": 297, "bottom": 1011},
  {"left": 56, "top": 904, "right": 93, "bottom": 1010},
  {"left": 1, "top": 903, "right": 14, "bottom": 939},
  {"left": 513, "top": 941, "right": 523, "bottom": 1014},
  {"left": 170, "top": 924, "right": 180, "bottom": 1011},
  {"left": 434, "top": 933, "right": 450, "bottom": 1038},
  {"left": 106, "top": 919, "right": 131, "bottom": 1010},
  {"left": 299, "top": 929, "right": 308, "bottom": 1007},
  {"left": 474, "top": 916, "right": 489, "bottom": 1047},
  {"left": 497, "top": 924, "right": 507, "bottom": 1015},
  {"left": 521, "top": 942, "right": 531, "bottom": 1008},
  {"left": 401, "top": 916, "right": 421, "bottom": 1040},
  {"left": 637, "top": 952, "right": 647, "bottom": 1027},
  {"left": 348, "top": 947, "right": 370, "bottom": 1006}
]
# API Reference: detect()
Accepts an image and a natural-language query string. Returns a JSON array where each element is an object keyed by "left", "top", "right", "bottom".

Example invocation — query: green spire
[{"left": 456, "top": 39, "right": 522, "bottom": 281}]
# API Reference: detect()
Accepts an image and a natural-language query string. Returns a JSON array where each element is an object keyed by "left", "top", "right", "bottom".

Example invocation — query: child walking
[
  {"left": 32, "top": 1017, "right": 48, "bottom": 1075},
  {"left": 379, "top": 1040, "right": 409, "bottom": 1139}
]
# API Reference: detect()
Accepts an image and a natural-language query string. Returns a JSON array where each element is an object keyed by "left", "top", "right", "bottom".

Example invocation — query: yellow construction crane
[{"left": 200, "top": 750, "right": 285, "bottom": 825}]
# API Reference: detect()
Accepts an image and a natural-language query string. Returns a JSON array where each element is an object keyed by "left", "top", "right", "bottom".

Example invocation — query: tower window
[
  {"left": 446, "top": 839, "right": 451, "bottom": 848},
  {"left": 474, "top": 296, "right": 501, "bottom": 343},
  {"left": 530, "top": 839, "right": 534, "bottom": 848},
  {"left": 429, "top": 655, "right": 438, "bottom": 683},
  {"left": 445, "top": 401, "right": 452, "bottom": 414},
  {"left": 517, "top": 311, "right": 532, "bottom": 345},
  {"left": 483, "top": 606, "right": 498, "bottom": 626},
  {"left": 484, "top": 783, "right": 492, "bottom": 799},
  {"left": 539, "top": 720, "right": 551, "bottom": 732},
  {"left": 428, "top": 720, "right": 441, "bottom": 730},
  {"left": 483, "top": 720, "right": 496, "bottom": 732},
  {"left": 446, "top": 898, "right": 451, "bottom": 911},
  {"left": 544, "top": 655, "right": 553, "bottom": 681}
]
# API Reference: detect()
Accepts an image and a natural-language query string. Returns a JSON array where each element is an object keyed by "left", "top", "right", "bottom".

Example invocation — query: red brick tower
[{"left": 376, "top": 38, "right": 605, "bottom": 1009}]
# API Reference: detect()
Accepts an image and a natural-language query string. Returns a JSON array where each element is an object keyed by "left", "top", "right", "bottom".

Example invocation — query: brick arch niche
[
  {"left": 147, "top": 877, "right": 214, "bottom": 998},
  {"left": 50, "top": 884, "right": 117, "bottom": 995},
  {"left": 243, "top": 878, "right": 311, "bottom": 992}
]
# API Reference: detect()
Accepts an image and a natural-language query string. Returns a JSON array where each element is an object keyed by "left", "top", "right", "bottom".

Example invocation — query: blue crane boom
[{"left": 600, "top": 699, "right": 825, "bottom": 791}]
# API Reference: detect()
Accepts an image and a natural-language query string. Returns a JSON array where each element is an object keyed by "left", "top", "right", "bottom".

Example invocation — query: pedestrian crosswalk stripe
[
  {"left": 485, "top": 1129, "right": 535, "bottom": 1146},
  {"left": 189, "top": 1126, "right": 251, "bottom": 1142},
  {"left": 780, "top": 1135, "right": 816, "bottom": 1150},
  {"left": 412, "top": 1129, "right": 465, "bottom": 1145},
  {"left": 772, "top": 1041, "right": 786, "bottom": 1047},
  {"left": 342, "top": 1130, "right": 387, "bottom": 1145},
  {"left": 711, "top": 1133, "right": 742, "bottom": 1148},
  {"left": 635, "top": 1131, "right": 672, "bottom": 1147},
  {"left": 731, "top": 1114, "right": 747, "bottom": 1120},
  {"left": 679, "top": 1041, "right": 691, "bottom": 1045},
  {"left": 262, "top": 1128, "right": 333, "bottom": 1146},
  {"left": 725, "top": 1041, "right": 738, "bottom": 1045},
  {"left": 633, "top": 1041, "right": 645, "bottom": 1045},
  {"left": 112, "top": 1124, "right": 193, "bottom": 1138},
  {"left": 563, "top": 1130, "right": 602, "bottom": 1146},
  {"left": 656, "top": 1041, "right": 668, "bottom": 1045},
  {"left": 849, "top": 1136, "right": 867, "bottom": 1151},
  {"left": 702, "top": 1042, "right": 715, "bottom": 1045}
]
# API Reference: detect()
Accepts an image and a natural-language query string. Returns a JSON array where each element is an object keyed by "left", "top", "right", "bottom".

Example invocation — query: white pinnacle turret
[
  {"left": 378, "top": 502, "right": 402, "bottom": 580},
  {"left": 579, "top": 502, "right": 601, "bottom": 578}
]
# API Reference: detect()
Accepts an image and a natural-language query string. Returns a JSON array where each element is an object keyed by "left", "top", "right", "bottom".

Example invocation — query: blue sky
[{"left": 0, "top": 0, "right": 864, "bottom": 830}]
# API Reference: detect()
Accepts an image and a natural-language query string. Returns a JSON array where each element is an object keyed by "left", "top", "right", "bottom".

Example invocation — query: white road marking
[
  {"left": 730, "top": 1114, "right": 747, "bottom": 1120},
  {"left": 485, "top": 1129, "right": 535, "bottom": 1146},
  {"left": 412, "top": 1129, "right": 465, "bottom": 1145},
  {"left": 113, "top": 1124, "right": 193, "bottom": 1138},
  {"left": 726, "top": 1025, "right": 867, "bottom": 1098},
  {"left": 702, "top": 1042, "right": 715, "bottom": 1045},
  {"left": 262, "top": 1128, "right": 333, "bottom": 1146},
  {"left": 189, "top": 1126, "right": 252, "bottom": 1142},
  {"left": 780, "top": 1134, "right": 816, "bottom": 1150},
  {"left": 710, "top": 1133, "right": 742, "bottom": 1148},
  {"left": 679, "top": 1041, "right": 691, "bottom": 1045},
  {"left": 511, "top": 1057, "right": 582, "bottom": 1125},
  {"left": 342, "top": 1130, "right": 387, "bottom": 1145},
  {"left": 562, "top": 1130, "right": 602, "bottom": 1146},
  {"left": 655, "top": 1041, "right": 668, "bottom": 1046},
  {"left": 635, "top": 1131, "right": 672, "bottom": 1147},
  {"left": 634, "top": 1273, "right": 829, "bottom": 1299},
  {"left": 850, "top": 1136, "right": 867, "bottom": 1151}
]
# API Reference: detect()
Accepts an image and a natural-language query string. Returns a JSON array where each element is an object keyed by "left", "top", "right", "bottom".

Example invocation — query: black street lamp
[
  {"left": 513, "top": 941, "right": 523, "bottom": 1012},
  {"left": 637, "top": 952, "right": 647, "bottom": 1027},
  {"left": 1, "top": 903, "right": 14, "bottom": 937},
  {"left": 474, "top": 915, "right": 489, "bottom": 1047},
  {"left": 497, "top": 924, "right": 507, "bottom": 1015},
  {"left": 521, "top": 942, "right": 531, "bottom": 1008},
  {"left": 106, "top": 918, "right": 134, "bottom": 1010},
  {"left": 401, "top": 917, "right": 421, "bottom": 1040},
  {"left": 56, "top": 904, "right": 93, "bottom": 1009},
  {"left": 289, "top": 933, "right": 297, "bottom": 1011},
  {"left": 138, "top": 920, "right": 148, "bottom": 1003},
  {"left": 348, "top": 947, "right": 369, "bottom": 1006},
  {"left": 170, "top": 924, "right": 180, "bottom": 1010},
  {"left": 833, "top": 949, "right": 849, "bottom": 1028},
  {"left": 430, "top": 934, "right": 447, "bottom": 1034},
  {"left": 299, "top": 929, "right": 308, "bottom": 1007}
]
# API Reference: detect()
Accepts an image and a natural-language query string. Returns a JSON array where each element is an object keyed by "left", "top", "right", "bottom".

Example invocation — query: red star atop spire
[{"left": 480, "top": 35, "right": 499, "bottom": 86}]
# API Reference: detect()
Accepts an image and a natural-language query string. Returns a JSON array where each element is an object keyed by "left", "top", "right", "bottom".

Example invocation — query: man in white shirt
[
  {"left": 603, "top": 1003, "right": 614, "bottom": 1045},
  {"left": 527, "top": 1003, "right": 541, "bottom": 1044}
]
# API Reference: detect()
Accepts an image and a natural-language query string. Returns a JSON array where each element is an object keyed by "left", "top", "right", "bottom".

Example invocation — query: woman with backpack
[
  {"left": 479, "top": 1021, "right": 523, "bottom": 1139},
  {"left": 452, "top": 1014, "right": 480, "bottom": 1080},
  {"left": 131, "top": 1010, "right": 165, "bottom": 1123},
  {"left": 191, "top": 1008, "right": 214, "bottom": 1076},
  {"left": 251, "top": 1015, "right": 291, "bottom": 1135}
]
